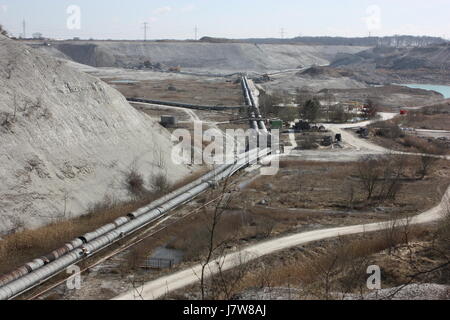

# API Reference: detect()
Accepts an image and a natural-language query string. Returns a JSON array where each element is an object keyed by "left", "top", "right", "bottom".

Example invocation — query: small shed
[{"left": 160, "top": 115, "right": 177, "bottom": 128}]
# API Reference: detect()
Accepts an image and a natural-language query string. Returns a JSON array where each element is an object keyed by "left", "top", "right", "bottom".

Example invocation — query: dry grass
[
  {"left": 369, "top": 116, "right": 450, "bottom": 155},
  {"left": 401, "top": 105, "right": 450, "bottom": 131},
  {"left": 167, "top": 224, "right": 432, "bottom": 300},
  {"left": 0, "top": 195, "right": 162, "bottom": 274},
  {"left": 0, "top": 167, "right": 211, "bottom": 275},
  {"left": 108, "top": 78, "right": 244, "bottom": 106},
  {"left": 240, "top": 159, "right": 448, "bottom": 214},
  {"left": 227, "top": 226, "right": 431, "bottom": 299}
]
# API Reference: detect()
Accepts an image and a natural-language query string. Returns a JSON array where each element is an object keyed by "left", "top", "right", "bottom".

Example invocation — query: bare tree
[
  {"left": 418, "top": 155, "right": 438, "bottom": 180},
  {"left": 200, "top": 177, "right": 234, "bottom": 300},
  {"left": 211, "top": 251, "right": 252, "bottom": 299},
  {"left": 378, "top": 155, "right": 405, "bottom": 202},
  {"left": 258, "top": 91, "right": 277, "bottom": 116},
  {"left": 357, "top": 156, "right": 382, "bottom": 201},
  {"left": 153, "top": 147, "right": 166, "bottom": 169},
  {"left": 363, "top": 99, "right": 379, "bottom": 119},
  {"left": 346, "top": 181, "right": 356, "bottom": 210},
  {"left": 295, "top": 87, "right": 314, "bottom": 107}
]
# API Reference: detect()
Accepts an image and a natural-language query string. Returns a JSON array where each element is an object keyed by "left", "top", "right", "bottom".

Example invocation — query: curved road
[
  {"left": 115, "top": 107, "right": 449, "bottom": 300},
  {"left": 115, "top": 185, "right": 449, "bottom": 300}
]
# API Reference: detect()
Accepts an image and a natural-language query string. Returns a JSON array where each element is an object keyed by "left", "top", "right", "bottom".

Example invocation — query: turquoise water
[{"left": 401, "top": 84, "right": 450, "bottom": 99}]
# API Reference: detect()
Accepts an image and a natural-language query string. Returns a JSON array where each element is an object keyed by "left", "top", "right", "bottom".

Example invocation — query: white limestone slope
[
  {"left": 0, "top": 35, "right": 190, "bottom": 235},
  {"left": 47, "top": 41, "right": 369, "bottom": 74}
]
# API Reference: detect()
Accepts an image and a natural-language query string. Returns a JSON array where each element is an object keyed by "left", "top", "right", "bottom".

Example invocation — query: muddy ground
[{"left": 105, "top": 77, "right": 244, "bottom": 106}]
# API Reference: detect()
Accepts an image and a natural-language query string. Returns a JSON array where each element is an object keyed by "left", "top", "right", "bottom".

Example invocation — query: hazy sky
[{"left": 0, "top": 0, "right": 449, "bottom": 40}]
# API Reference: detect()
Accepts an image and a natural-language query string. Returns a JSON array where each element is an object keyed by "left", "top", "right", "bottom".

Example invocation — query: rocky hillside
[
  {"left": 241, "top": 35, "right": 447, "bottom": 47},
  {"left": 331, "top": 44, "right": 450, "bottom": 84},
  {"left": 34, "top": 41, "right": 369, "bottom": 74},
  {"left": 0, "top": 35, "right": 190, "bottom": 235}
]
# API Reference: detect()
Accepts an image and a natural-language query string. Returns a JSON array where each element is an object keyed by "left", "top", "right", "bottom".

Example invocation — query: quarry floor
[
  {"left": 106, "top": 77, "right": 244, "bottom": 107},
  {"left": 7, "top": 67, "right": 450, "bottom": 301},
  {"left": 28, "top": 142, "right": 449, "bottom": 300}
]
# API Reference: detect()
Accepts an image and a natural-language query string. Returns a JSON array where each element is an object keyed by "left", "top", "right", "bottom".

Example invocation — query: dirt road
[
  {"left": 114, "top": 184, "right": 449, "bottom": 300},
  {"left": 326, "top": 113, "right": 396, "bottom": 152},
  {"left": 114, "top": 112, "right": 450, "bottom": 300},
  {"left": 132, "top": 101, "right": 201, "bottom": 122}
]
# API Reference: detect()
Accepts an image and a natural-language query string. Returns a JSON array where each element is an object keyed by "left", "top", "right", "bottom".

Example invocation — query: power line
[
  {"left": 22, "top": 19, "right": 26, "bottom": 38},
  {"left": 142, "top": 22, "right": 149, "bottom": 41},
  {"left": 194, "top": 25, "right": 198, "bottom": 41}
]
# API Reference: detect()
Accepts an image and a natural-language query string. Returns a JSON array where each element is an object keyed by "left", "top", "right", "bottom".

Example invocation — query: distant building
[{"left": 32, "top": 32, "right": 43, "bottom": 39}]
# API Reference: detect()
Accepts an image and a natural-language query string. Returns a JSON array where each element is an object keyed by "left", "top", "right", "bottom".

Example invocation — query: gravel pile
[{"left": 0, "top": 36, "right": 190, "bottom": 234}]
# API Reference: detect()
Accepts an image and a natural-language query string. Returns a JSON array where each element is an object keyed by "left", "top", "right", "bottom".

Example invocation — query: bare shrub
[
  {"left": 199, "top": 179, "right": 239, "bottom": 300},
  {"left": 401, "top": 136, "right": 428, "bottom": 150},
  {"left": 123, "top": 167, "right": 146, "bottom": 198},
  {"left": 381, "top": 219, "right": 403, "bottom": 255},
  {"left": 357, "top": 155, "right": 406, "bottom": 203},
  {"left": 375, "top": 123, "right": 403, "bottom": 139},
  {"left": 377, "top": 155, "right": 406, "bottom": 201},
  {"left": 153, "top": 147, "right": 166, "bottom": 169},
  {"left": 200, "top": 250, "right": 254, "bottom": 300},
  {"left": 435, "top": 198, "right": 450, "bottom": 282},
  {"left": 417, "top": 155, "right": 438, "bottom": 179},
  {"left": 150, "top": 172, "right": 170, "bottom": 193},
  {"left": 437, "top": 197, "right": 450, "bottom": 251},
  {"left": 346, "top": 181, "right": 356, "bottom": 210},
  {"left": 295, "top": 87, "right": 314, "bottom": 107},
  {"left": 299, "top": 135, "right": 318, "bottom": 150},
  {"left": 259, "top": 91, "right": 278, "bottom": 115},
  {"left": 356, "top": 155, "right": 382, "bottom": 200},
  {"left": 329, "top": 105, "right": 350, "bottom": 123},
  {"left": 363, "top": 99, "right": 379, "bottom": 119}
]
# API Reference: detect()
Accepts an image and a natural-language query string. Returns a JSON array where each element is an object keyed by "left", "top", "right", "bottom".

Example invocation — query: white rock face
[
  {"left": 0, "top": 36, "right": 190, "bottom": 235},
  {"left": 44, "top": 41, "right": 369, "bottom": 73}
]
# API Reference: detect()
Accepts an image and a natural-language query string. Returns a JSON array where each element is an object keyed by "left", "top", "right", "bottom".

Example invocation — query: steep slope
[
  {"left": 331, "top": 44, "right": 450, "bottom": 84},
  {"left": 39, "top": 41, "right": 369, "bottom": 73},
  {"left": 333, "top": 45, "right": 450, "bottom": 70},
  {"left": 0, "top": 35, "right": 190, "bottom": 235}
]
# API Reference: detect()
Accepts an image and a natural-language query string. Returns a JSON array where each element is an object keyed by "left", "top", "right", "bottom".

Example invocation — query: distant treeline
[{"left": 201, "top": 35, "right": 448, "bottom": 47}]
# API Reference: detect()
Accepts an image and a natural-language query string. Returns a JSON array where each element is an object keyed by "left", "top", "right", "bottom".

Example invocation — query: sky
[{"left": 0, "top": 0, "right": 449, "bottom": 40}]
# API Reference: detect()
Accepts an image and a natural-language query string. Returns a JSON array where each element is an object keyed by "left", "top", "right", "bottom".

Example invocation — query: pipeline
[
  {"left": 241, "top": 76, "right": 268, "bottom": 133},
  {"left": 126, "top": 98, "right": 241, "bottom": 111},
  {"left": 0, "top": 76, "right": 271, "bottom": 299},
  {"left": 0, "top": 148, "right": 262, "bottom": 289},
  {"left": 0, "top": 148, "right": 270, "bottom": 300}
]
